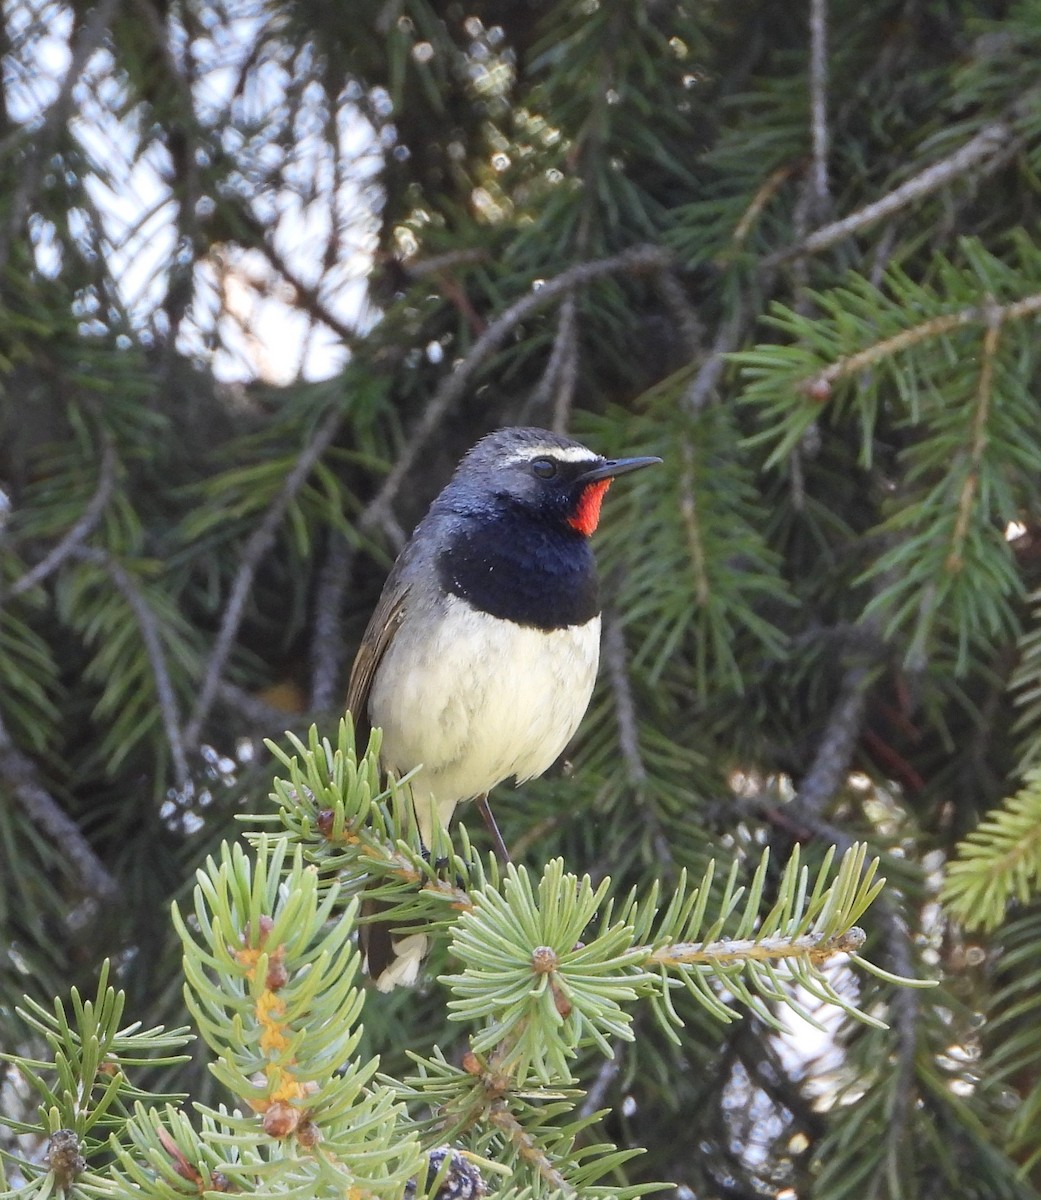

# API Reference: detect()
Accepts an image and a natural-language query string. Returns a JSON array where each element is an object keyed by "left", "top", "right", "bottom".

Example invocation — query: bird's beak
[{"left": 577, "top": 455, "right": 662, "bottom": 483}]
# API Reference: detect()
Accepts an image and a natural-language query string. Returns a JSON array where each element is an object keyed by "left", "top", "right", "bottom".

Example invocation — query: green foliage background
[{"left": 4, "top": 0, "right": 1041, "bottom": 1195}]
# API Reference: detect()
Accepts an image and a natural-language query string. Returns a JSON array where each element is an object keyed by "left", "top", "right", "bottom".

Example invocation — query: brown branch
[
  {"left": 677, "top": 438, "right": 710, "bottom": 605},
  {"left": 72, "top": 547, "right": 190, "bottom": 787},
  {"left": 654, "top": 268, "right": 702, "bottom": 358},
  {"left": 649, "top": 926, "right": 866, "bottom": 969},
  {"left": 766, "top": 119, "right": 1015, "bottom": 267},
  {"left": 947, "top": 315, "right": 1000, "bottom": 572},
  {"left": 802, "top": 292, "right": 1041, "bottom": 395},
  {"left": 0, "top": 712, "right": 118, "bottom": 902},
  {"left": 185, "top": 406, "right": 344, "bottom": 749},
  {"left": 6, "top": 436, "right": 117, "bottom": 600},
  {"left": 732, "top": 162, "right": 800, "bottom": 249},
  {"left": 488, "top": 1101, "right": 573, "bottom": 1194}
]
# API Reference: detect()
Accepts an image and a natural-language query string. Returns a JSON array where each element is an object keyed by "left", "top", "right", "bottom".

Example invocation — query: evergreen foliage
[
  {"left": 3, "top": 0, "right": 1041, "bottom": 1195},
  {"left": 0, "top": 730, "right": 920, "bottom": 1197}
]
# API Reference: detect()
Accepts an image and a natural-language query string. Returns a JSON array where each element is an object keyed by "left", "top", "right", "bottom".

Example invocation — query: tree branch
[
  {"left": 648, "top": 927, "right": 865, "bottom": 969},
  {"left": 308, "top": 533, "right": 356, "bottom": 712},
  {"left": 184, "top": 406, "right": 344, "bottom": 750},
  {"left": 794, "top": 661, "right": 873, "bottom": 817},
  {"left": 73, "top": 547, "right": 190, "bottom": 787},
  {"left": 808, "top": 0, "right": 831, "bottom": 215},
  {"left": 802, "top": 291, "right": 1041, "bottom": 395},
  {"left": 0, "top": 712, "right": 117, "bottom": 902},
  {"left": 0, "top": 0, "right": 122, "bottom": 272},
  {"left": 5, "top": 436, "right": 117, "bottom": 600},
  {"left": 766, "top": 119, "right": 1015, "bottom": 267},
  {"left": 602, "top": 608, "right": 675, "bottom": 872},
  {"left": 525, "top": 291, "right": 579, "bottom": 433}
]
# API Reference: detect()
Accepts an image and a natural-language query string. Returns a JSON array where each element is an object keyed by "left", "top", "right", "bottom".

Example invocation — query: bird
[{"left": 346, "top": 426, "right": 661, "bottom": 989}]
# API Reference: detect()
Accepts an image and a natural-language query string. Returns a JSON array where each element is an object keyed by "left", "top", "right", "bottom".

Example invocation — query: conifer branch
[
  {"left": 795, "top": 661, "right": 872, "bottom": 816},
  {"left": 941, "top": 769, "right": 1041, "bottom": 930},
  {"left": 6, "top": 435, "right": 117, "bottom": 600},
  {"left": 948, "top": 316, "right": 1000, "bottom": 572},
  {"left": 72, "top": 547, "right": 190, "bottom": 787},
  {"left": 767, "top": 119, "right": 1015, "bottom": 267},
  {"left": 808, "top": 0, "right": 831, "bottom": 215},
  {"left": 0, "top": 0, "right": 122, "bottom": 272},
  {"left": 185, "top": 406, "right": 344, "bottom": 749},
  {"left": 800, "top": 291, "right": 1041, "bottom": 395},
  {"left": 0, "top": 712, "right": 118, "bottom": 903},
  {"left": 487, "top": 1102, "right": 573, "bottom": 1194}
]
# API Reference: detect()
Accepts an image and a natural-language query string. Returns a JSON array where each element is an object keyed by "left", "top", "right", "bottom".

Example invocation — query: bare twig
[
  {"left": 0, "top": 712, "right": 118, "bottom": 901},
  {"left": 794, "top": 661, "right": 872, "bottom": 817},
  {"left": 766, "top": 120, "right": 1015, "bottom": 267},
  {"left": 947, "top": 315, "right": 1000, "bottom": 572},
  {"left": 185, "top": 406, "right": 344, "bottom": 749},
  {"left": 308, "top": 534, "right": 357, "bottom": 711},
  {"left": 732, "top": 162, "right": 799, "bottom": 248},
  {"left": 488, "top": 1104, "right": 573, "bottom": 1192},
  {"left": 6, "top": 437, "right": 117, "bottom": 599},
  {"left": 578, "top": 1045, "right": 624, "bottom": 1120},
  {"left": 251, "top": 222, "right": 362, "bottom": 349},
  {"left": 655, "top": 268, "right": 702, "bottom": 359},
  {"left": 880, "top": 899, "right": 919, "bottom": 1179},
  {"left": 72, "top": 547, "right": 190, "bottom": 787},
  {"left": 357, "top": 245, "right": 672, "bottom": 537},
  {"left": 602, "top": 610, "right": 647, "bottom": 787},
  {"left": 0, "top": 0, "right": 122, "bottom": 272},
  {"left": 682, "top": 309, "right": 748, "bottom": 414},
  {"left": 808, "top": 0, "right": 831, "bottom": 215}
]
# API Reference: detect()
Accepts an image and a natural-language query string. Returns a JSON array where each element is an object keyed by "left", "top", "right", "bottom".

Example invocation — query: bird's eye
[{"left": 531, "top": 457, "right": 558, "bottom": 479}]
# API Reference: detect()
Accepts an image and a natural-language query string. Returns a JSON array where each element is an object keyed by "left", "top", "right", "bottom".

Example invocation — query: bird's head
[{"left": 452, "top": 427, "right": 661, "bottom": 537}]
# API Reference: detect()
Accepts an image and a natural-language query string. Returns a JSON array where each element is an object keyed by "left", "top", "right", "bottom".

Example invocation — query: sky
[{"left": 8, "top": 0, "right": 379, "bottom": 384}]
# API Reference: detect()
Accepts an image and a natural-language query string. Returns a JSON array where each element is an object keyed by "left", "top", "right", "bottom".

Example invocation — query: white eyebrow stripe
[{"left": 500, "top": 446, "right": 602, "bottom": 466}]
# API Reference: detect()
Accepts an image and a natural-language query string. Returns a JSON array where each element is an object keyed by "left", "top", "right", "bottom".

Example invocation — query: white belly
[{"left": 368, "top": 595, "right": 601, "bottom": 843}]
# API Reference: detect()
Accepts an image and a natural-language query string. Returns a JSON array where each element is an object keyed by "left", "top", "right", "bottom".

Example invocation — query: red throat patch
[{"left": 567, "top": 479, "right": 612, "bottom": 536}]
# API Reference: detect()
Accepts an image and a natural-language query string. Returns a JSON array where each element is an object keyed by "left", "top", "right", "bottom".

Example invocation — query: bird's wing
[
  {"left": 346, "top": 573, "right": 410, "bottom": 755},
  {"left": 347, "top": 564, "right": 416, "bottom": 985}
]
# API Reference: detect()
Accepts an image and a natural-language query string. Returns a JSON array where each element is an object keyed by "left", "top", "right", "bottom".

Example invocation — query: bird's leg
[{"left": 475, "top": 794, "right": 511, "bottom": 864}]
